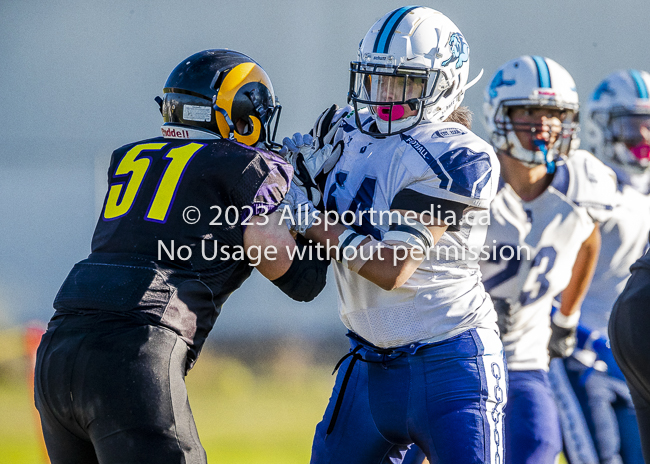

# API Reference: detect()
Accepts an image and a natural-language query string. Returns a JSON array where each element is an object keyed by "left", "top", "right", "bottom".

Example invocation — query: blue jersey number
[
  {"left": 326, "top": 172, "right": 381, "bottom": 239},
  {"left": 484, "top": 244, "right": 557, "bottom": 306},
  {"left": 519, "top": 246, "right": 556, "bottom": 305},
  {"left": 483, "top": 244, "right": 521, "bottom": 292}
]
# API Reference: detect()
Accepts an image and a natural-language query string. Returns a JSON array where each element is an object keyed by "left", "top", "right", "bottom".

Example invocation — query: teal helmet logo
[{"left": 442, "top": 33, "right": 468, "bottom": 69}]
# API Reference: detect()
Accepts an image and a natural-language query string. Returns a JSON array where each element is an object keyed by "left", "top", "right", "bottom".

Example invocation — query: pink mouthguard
[
  {"left": 630, "top": 144, "right": 650, "bottom": 161},
  {"left": 377, "top": 105, "right": 405, "bottom": 121}
]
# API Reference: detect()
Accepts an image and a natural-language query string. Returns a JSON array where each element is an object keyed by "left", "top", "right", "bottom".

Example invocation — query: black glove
[
  {"left": 493, "top": 298, "right": 515, "bottom": 336},
  {"left": 548, "top": 320, "right": 577, "bottom": 359}
]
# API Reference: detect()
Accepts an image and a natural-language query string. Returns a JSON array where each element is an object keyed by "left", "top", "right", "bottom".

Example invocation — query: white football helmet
[
  {"left": 348, "top": 6, "right": 482, "bottom": 136},
  {"left": 483, "top": 56, "right": 580, "bottom": 171},
  {"left": 585, "top": 69, "right": 650, "bottom": 175}
]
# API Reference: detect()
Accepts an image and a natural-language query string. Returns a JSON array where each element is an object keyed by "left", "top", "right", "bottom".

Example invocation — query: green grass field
[{"left": 0, "top": 329, "right": 337, "bottom": 463}]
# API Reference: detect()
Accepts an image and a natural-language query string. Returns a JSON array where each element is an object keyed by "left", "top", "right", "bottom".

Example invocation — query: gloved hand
[
  {"left": 310, "top": 104, "right": 351, "bottom": 155},
  {"left": 549, "top": 316, "right": 578, "bottom": 359},
  {"left": 279, "top": 105, "right": 350, "bottom": 208},
  {"left": 280, "top": 181, "right": 320, "bottom": 236},
  {"left": 493, "top": 298, "right": 515, "bottom": 336}
]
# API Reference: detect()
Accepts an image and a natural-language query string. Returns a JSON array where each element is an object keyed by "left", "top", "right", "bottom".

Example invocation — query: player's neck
[{"left": 500, "top": 155, "right": 552, "bottom": 202}]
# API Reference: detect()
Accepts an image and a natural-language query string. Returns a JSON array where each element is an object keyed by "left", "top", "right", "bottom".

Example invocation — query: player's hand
[
  {"left": 280, "top": 181, "right": 320, "bottom": 236},
  {"left": 310, "top": 104, "right": 350, "bottom": 168},
  {"left": 280, "top": 132, "right": 323, "bottom": 207},
  {"left": 549, "top": 319, "right": 577, "bottom": 359},
  {"left": 279, "top": 105, "right": 350, "bottom": 208},
  {"left": 492, "top": 298, "right": 515, "bottom": 336}
]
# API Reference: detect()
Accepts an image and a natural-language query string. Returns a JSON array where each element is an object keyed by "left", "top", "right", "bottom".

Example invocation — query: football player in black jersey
[
  {"left": 33, "top": 49, "right": 331, "bottom": 463},
  {"left": 610, "top": 247, "right": 650, "bottom": 462}
]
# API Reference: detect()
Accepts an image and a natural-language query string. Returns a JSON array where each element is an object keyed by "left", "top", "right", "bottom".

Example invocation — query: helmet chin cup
[
  {"left": 374, "top": 112, "right": 422, "bottom": 135},
  {"left": 506, "top": 131, "right": 547, "bottom": 167}
]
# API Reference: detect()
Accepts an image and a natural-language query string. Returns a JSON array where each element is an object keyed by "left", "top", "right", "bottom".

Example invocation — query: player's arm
[
  {"left": 549, "top": 223, "right": 601, "bottom": 358},
  {"left": 243, "top": 211, "right": 328, "bottom": 302},
  {"left": 304, "top": 210, "right": 447, "bottom": 291},
  {"left": 561, "top": 223, "right": 601, "bottom": 317},
  {"left": 359, "top": 210, "right": 447, "bottom": 290}
]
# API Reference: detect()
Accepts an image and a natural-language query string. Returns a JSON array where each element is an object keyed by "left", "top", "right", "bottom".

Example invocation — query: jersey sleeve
[
  {"left": 559, "top": 150, "right": 619, "bottom": 223},
  {"left": 230, "top": 147, "right": 293, "bottom": 215},
  {"left": 399, "top": 130, "right": 500, "bottom": 209},
  {"left": 390, "top": 188, "right": 467, "bottom": 231}
]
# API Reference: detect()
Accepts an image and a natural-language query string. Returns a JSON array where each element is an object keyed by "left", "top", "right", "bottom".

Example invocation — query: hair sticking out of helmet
[
  {"left": 348, "top": 6, "right": 481, "bottom": 137},
  {"left": 159, "top": 49, "right": 282, "bottom": 149},
  {"left": 585, "top": 69, "right": 650, "bottom": 175},
  {"left": 483, "top": 56, "right": 580, "bottom": 170}
]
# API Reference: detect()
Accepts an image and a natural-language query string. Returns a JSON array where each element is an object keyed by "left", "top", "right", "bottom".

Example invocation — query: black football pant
[
  {"left": 609, "top": 266, "right": 650, "bottom": 463},
  {"left": 34, "top": 313, "right": 206, "bottom": 464}
]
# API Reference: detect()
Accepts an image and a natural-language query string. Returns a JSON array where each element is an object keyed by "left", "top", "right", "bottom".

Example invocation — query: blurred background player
[
  {"left": 610, "top": 247, "right": 650, "bottom": 462},
  {"left": 479, "top": 55, "right": 618, "bottom": 464},
  {"left": 33, "top": 49, "right": 331, "bottom": 463},
  {"left": 560, "top": 69, "right": 650, "bottom": 464},
  {"left": 283, "top": 7, "right": 506, "bottom": 464}
]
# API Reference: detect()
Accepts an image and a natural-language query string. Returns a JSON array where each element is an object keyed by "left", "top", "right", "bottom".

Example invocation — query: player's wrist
[{"left": 552, "top": 309, "right": 581, "bottom": 329}]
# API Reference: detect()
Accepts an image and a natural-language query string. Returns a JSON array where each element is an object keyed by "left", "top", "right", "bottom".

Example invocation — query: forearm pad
[{"left": 271, "top": 241, "right": 329, "bottom": 302}]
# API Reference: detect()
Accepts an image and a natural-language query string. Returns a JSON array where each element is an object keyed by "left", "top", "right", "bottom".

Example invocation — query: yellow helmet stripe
[{"left": 215, "top": 62, "right": 273, "bottom": 145}]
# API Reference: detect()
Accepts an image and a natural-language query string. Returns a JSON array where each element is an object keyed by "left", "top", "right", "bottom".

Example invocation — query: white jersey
[
  {"left": 324, "top": 109, "right": 500, "bottom": 348},
  {"left": 480, "top": 150, "right": 618, "bottom": 371},
  {"left": 579, "top": 178, "right": 650, "bottom": 336}
]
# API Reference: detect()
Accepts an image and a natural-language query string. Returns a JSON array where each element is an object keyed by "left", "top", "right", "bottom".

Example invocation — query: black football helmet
[{"left": 158, "top": 49, "right": 281, "bottom": 149}]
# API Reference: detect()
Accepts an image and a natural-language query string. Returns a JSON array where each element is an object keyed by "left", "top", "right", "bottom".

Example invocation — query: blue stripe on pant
[{"left": 310, "top": 328, "right": 507, "bottom": 464}]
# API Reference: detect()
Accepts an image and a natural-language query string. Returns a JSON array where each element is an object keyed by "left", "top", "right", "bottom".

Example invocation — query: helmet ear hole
[{"left": 237, "top": 117, "right": 254, "bottom": 136}]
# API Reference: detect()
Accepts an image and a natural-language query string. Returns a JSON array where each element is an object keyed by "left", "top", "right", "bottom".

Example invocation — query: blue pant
[
  {"left": 564, "top": 356, "right": 644, "bottom": 464},
  {"left": 310, "top": 328, "right": 507, "bottom": 464},
  {"left": 505, "top": 370, "right": 562, "bottom": 464}
]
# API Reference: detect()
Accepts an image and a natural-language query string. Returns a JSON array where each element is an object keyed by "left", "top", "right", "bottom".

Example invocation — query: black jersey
[
  {"left": 631, "top": 247, "right": 650, "bottom": 272},
  {"left": 54, "top": 136, "right": 292, "bottom": 366}
]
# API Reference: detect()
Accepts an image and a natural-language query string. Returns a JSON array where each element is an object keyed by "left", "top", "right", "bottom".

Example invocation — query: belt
[{"left": 326, "top": 332, "right": 433, "bottom": 437}]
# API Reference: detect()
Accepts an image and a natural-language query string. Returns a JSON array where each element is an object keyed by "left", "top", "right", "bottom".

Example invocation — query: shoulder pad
[
  {"left": 552, "top": 150, "right": 619, "bottom": 222},
  {"left": 398, "top": 126, "right": 499, "bottom": 208}
]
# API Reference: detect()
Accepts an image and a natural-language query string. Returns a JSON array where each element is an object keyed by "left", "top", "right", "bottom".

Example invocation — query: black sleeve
[
  {"left": 390, "top": 188, "right": 467, "bottom": 231},
  {"left": 271, "top": 238, "right": 329, "bottom": 302},
  {"left": 230, "top": 148, "right": 293, "bottom": 215}
]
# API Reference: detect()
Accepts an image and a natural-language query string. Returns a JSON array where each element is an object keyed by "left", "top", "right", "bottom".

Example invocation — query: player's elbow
[
  {"left": 380, "top": 273, "right": 411, "bottom": 291},
  {"left": 271, "top": 253, "right": 330, "bottom": 302},
  {"left": 377, "top": 279, "right": 403, "bottom": 292}
]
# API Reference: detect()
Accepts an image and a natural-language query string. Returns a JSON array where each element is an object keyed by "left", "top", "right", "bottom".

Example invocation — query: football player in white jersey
[
  {"left": 479, "top": 56, "right": 618, "bottom": 464},
  {"left": 558, "top": 70, "right": 650, "bottom": 464},
  {"left": 281, "top": 6, "right": 506, "bottom": 464}
]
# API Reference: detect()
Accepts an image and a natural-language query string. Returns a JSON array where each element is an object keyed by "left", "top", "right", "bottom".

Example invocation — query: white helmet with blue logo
[
  {"left": 348, "top": 6, "right": 481, "bottom": 136},
  {"left": 483, "top": 56, "right": 580, "bottom": 169},
  {"left": 585, "top": 69, "right": 650, "bottom": 175}
]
